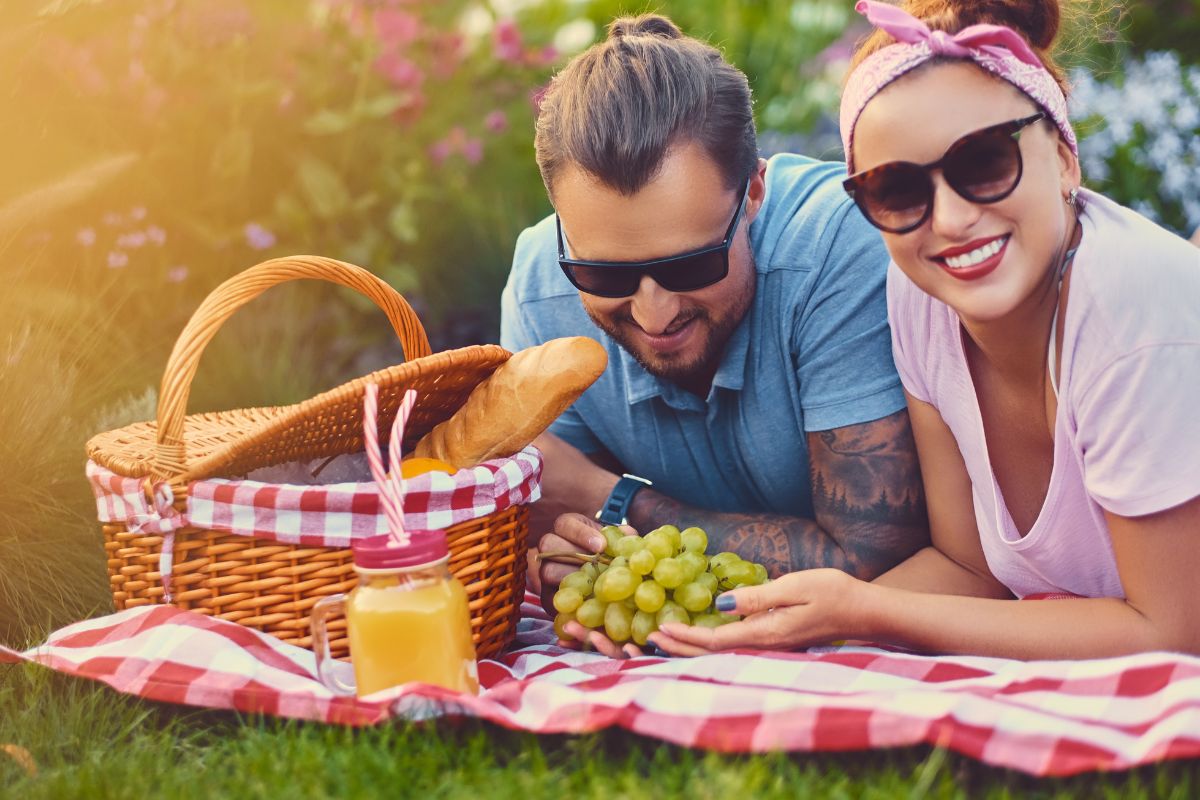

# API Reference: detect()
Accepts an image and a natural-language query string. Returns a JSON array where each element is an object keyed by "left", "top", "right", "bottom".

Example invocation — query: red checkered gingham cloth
[
  {"left": 4, "top": 592, "right": 1199, "bottom": 776},
  {"left": 86, "top": 447, "right": 542, "bottom": 546}
]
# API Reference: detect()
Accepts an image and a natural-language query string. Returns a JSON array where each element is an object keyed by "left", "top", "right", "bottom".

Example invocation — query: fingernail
[
  {"left": 715, "top": 594, "right": 736, "bottom": 612},
  {"left": 590, "top": 536, "right": 606, "bottom": 552}
]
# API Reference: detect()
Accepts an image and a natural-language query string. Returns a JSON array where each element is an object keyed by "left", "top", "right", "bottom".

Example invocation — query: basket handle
[{"left": 153, "top": 255, "right": 432, "bottom": 480}]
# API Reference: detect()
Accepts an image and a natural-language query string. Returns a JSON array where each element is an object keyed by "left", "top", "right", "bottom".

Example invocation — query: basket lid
[
  {"left": 86, "top": 344, "right": 511, "bottom": 482},
  {"left": 352, "top": 531, "right": 448, "bottom": 570}
]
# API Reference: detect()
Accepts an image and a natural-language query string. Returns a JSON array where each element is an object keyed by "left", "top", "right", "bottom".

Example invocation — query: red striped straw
[{"left": 363, "top": 383, "right": 418, "bottom": 546}]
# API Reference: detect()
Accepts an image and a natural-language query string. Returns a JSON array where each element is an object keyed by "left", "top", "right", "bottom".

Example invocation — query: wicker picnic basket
[{"left": 85, "top": 256, "right": 533, "bottom": 659}]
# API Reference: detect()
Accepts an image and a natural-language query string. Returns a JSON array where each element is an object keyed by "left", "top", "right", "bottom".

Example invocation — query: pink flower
[
  {"left": 528, "top": 44, "right": 558, "bottom": 67},
  {"left": 431, "top": 33, "right": 464, "bottom": 79},
  {"left": 76, "top": 228, "right": 96, "bottom": 247},
  {"left": 128, "top": 59, "right": 148, "bottom": 83},
  {"left": 166, "top": 265, "right": 189, "bottom": 283},
  {"left": 493, "top": 19, "right": 523, "bottom": 63},
  {"left": 373, "top": 9, "right": 420, "bottom": 48},
  {"left": 484, "top": 110, "right": 508, "bottom": 133},
  {"left": 107, "top": 250, "right": 128, "bottom": 268},
  {"left": 118, "top": 231, "right": 148, "bottom": 249},
  {"left": 146, "top": 226, "right": 167, "bottom": 245},
  {"left": 373, "top": 51, "right": 423, "bottom": 89},
  {"left": 462, "top": 138, "right": 483, "bottom": 165},
  {"left": 130, "top": 206, "right": 147, "bottom": 221},
  {"left": 428, "top": 140, "right": 452, "bottom": 166},
  {"left": 390, "top": 90, "right": 426, "bottom": 126},
  {"left": 142, "top": 85, "right": 169, "bottom": 117}
]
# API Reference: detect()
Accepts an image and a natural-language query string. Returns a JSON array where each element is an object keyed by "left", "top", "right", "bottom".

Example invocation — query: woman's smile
[{"left": 931, "top": 234, "right": 1011, "bottom": 281}]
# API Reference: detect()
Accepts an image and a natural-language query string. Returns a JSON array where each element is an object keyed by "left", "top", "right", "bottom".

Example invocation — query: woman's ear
[{"left": 1058, "top": 136, "right": 1082, "bottom": 196}]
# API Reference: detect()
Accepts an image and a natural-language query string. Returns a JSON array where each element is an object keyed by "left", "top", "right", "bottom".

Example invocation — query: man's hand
[
  {"left": 529, "top": 513, "right": 608, "bottom": 599},
  {"left": 529, "top": 512, "right": 646, "bottom": 658},
  {"left": 560, "top": 619, "right": 646, "bottom": 659}
]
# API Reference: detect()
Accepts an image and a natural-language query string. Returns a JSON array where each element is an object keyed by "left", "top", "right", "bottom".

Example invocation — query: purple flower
[
  {"left": 76, "top": 227, "right": 97, "bottom": 247},
  {"left": 244, "top": 222, "right": 276, "bottom": 250},
  {"left": 166, "top": 265, "right": 189, "bottom": 283},
  {"left": 484, "top": 110, "right": 508, "bottom": 133},
  {"left": 106, "top": 250, "right": 128, "bottom": 268}
]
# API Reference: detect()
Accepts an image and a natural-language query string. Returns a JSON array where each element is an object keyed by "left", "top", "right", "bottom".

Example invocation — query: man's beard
[{"left": 584, "top": 288, "right": 752, "bottom": 389}]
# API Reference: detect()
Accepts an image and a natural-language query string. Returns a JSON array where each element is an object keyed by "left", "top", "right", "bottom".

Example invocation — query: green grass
[{"left": 2, "top": 662, "right": 1199, "bottom": 799}]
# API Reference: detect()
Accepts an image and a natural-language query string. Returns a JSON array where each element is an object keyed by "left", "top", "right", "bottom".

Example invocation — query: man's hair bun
[{"left": 606, "top": 14, "right": 684, "bottom": 41}]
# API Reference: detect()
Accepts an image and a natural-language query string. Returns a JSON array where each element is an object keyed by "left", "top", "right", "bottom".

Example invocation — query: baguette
[{"left": 412, "top": 337, "right": 607, "bottom": 468}]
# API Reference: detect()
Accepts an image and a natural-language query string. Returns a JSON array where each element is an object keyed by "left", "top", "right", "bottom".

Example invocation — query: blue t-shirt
[{"left": 500, "top": 154, "right": 903, "bottom": 517}]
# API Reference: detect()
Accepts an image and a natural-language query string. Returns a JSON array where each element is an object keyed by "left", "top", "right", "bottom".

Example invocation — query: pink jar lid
[{"left": 352, "top": 530, "right": 449, "bottom": 570}]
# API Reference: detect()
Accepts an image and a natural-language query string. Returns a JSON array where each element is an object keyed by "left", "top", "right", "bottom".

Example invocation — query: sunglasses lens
[
  {"left": 653, "top": 250, "right": 729, "bottom": 293},
  {"left": 564, "top": 263, "right": 643, "bottom": 297},
  {"left": 946, "top": 132, "right": 1021, "bottom": 202},
  {"left": 855, "top": 163, "right": 931, "bottom": 232}
]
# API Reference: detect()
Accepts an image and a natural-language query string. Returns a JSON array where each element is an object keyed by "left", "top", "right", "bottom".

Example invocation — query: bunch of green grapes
[{"left": 550, "top": 524, "right": 769, "bottom": 646}]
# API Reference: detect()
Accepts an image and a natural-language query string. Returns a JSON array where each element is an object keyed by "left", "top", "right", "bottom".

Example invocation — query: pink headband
[{"left": 840, "top": 0, "right": 1077, "bottom": 171}]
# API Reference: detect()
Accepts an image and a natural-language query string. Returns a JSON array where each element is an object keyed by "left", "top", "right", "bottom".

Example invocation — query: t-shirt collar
[{"left": 618, "top": 310, "right": 752, "bottom": 407}]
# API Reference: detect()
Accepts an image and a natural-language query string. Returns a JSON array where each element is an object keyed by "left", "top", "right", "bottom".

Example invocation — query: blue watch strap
[{"left": 596, "top": 474, "right": 653, "bottom": 526}]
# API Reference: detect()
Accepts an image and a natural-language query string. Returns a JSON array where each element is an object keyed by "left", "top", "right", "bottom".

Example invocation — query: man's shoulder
[
  {"left": 508, "top": 213, "right": 578, "bottom": 305},
  {"left": 753, "top": 153, "right": 884, "bottom": 274}
]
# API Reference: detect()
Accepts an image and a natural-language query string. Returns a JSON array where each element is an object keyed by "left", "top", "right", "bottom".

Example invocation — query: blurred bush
[{"left": 1072, "top": 51, "right": 1200, "bottom": 237}]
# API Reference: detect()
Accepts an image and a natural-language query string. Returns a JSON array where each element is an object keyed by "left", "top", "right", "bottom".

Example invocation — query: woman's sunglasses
[
  {"left": 556, "top": 178, "right": 750, "bottom": 298},
  {"left": 843, "top": 111, "right": 1047, "bottom": 234}
]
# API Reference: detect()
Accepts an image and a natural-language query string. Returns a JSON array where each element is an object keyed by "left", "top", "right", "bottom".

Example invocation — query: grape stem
[{"left": 535, "top": 550, "right": 612, "bottom": 566}]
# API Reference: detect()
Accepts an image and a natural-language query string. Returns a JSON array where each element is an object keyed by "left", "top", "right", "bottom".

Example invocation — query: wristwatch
[{"left": 595, "top": 474, "right": 653, "bottom": 526}]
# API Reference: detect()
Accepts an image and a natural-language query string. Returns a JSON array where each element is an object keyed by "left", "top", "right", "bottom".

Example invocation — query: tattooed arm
[{"left": 627, "top": 409, "right": 929, "bottom": 580}]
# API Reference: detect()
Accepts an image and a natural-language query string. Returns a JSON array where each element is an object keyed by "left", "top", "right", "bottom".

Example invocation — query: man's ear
[{"left": 745, "top": 157, "right": 769, "bottom": 226}]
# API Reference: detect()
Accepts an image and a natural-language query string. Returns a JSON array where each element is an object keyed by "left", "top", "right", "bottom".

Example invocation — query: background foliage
[{"left": 0, "top": 0, "right": 1195, "bottom": 645}]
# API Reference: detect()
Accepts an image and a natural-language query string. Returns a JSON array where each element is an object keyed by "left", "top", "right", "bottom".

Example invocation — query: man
[{"left": 500, "top": 14, "right": 928, "bottom": 651}]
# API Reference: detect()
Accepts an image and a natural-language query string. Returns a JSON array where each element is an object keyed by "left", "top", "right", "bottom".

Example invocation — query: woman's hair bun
[
  {"left": 607, "top": 14, "right": 684, "bottom": 41},
  {"left": 952, "top": 0, "right": 1061, "bottom": 51}
]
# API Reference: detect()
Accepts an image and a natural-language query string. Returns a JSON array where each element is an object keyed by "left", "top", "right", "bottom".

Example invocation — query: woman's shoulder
[{"left": 1071, "top": 191, "right": 1200, "bottom": 346}]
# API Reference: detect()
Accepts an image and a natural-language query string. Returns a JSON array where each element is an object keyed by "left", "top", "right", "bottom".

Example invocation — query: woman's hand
[{"left": 648, "top": 568, "right": 867, "bottom": 656}]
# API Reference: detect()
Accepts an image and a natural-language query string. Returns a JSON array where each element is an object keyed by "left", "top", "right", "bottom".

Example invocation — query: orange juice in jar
[{"left": 311, "top": 531, "right": 478, "bottom": 697}]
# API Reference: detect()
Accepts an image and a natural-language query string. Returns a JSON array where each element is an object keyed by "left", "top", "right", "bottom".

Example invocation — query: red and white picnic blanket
[{"left": 4, "top": 591, "right": 1199, "bottom": 776}]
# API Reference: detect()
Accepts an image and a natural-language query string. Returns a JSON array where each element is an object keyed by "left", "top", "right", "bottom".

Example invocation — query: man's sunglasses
[
  {"left": 556, "top": 178, "right": 751, "bottom": 298},
  {"left": 843, "top": 111, "right": 1047, "bottom": 234}
]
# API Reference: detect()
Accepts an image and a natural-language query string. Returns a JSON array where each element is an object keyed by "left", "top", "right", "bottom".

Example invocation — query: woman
[{"left": 651, "top": 0, "right": 1200, "bottom": 659}]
